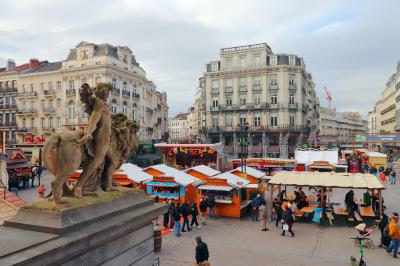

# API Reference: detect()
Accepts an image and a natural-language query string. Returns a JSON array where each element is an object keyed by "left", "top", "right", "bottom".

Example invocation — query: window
[
  {"left": 240, "top": 56, "right": 246, "bottom": 68},
  {"left": 30, "top": 84, "right": 34, "bottom": 92},
  {"left": 40, "top": 82, "right": 45, "bottom": 91},
  {"left": 22, "top": 118, "right": 26, "bottom": 128},
  {"left": 254, "top": 113, "right": 261, "bottom": 126},
  {"left": 68, "top": 101, "right": 75, "bottom": 119},
  {"left": 57, "top": 81, "right": 61, "bottom": 91},
  {"left": 239, "top": 113, "right": 247, "bottom": 125},
  {"left": 22, "top": 84, "right": 25, "bottom": 93},
  {"left": 212, "top": 97, "right": 219, "bottom": 108},
  {"left": 270, "top": 115, "right": 277, "bottom": 126},
  {"left": 41, "top": 100, "right": 45, "bottom": 109},
  {"left": 122, "top": 102, "right": 128, "bottom": 115},
  {"left": 211, "top": 63, "right": 219, "bottom": 72},
  {"left": 270, "top": 92, "right": 277, "bottom": 104},
  {"left": 254, "top": 94, "right": 261, "bottom": 106},
  {"left": 289, "top": 56, "right": 295, "bottom": 66},
  {"left": 123, "top": 82, "right": 127, "bottom": 92},
  {"left": 289, "top": 93, "right": 295, "bottom": 104},
  {"left": 30, "top": 118, "right": 34, "bottom": 128},
  {"left": 111, "top": 99, "right": 117, "bottom": 114},
  {"left": 212, "top": 115, "right": 219, "bottom": 127},
  {"left": 211, "top": 80, "right": 219, "bottom": 93},
  {"left": 253, "top": 76, "right": 261, "bottom": 86},
  {"left": 290, "top": 115, "right": 295, "bottom": 126},
  {"left": 49, "top": 117, "right": 53, "bottom": 128},
  {"left": 269, "top": 74, "right": 278, "bottom": 85},
  {"left": 239, "top": 77, "right": 247, "bottom": 91},
  {"left": 225, "top": 114, "right": 232, "bottom": 127},
  {"left": 49, "top": 99, "right": 53, "bottom": 108},
  {"left": 69, "top": 80, "right": 75, "bottom": 90},
  {"left": 112, "top": 79, "right": 117, "bottom": 89},
  {"left": 225, "top": 58, "right": 232, "bottom": 69},
  {"left": 270, "top": 55, "right": 277, "bottom": 65},
  {"left": 239, "top": 95, "right": 246, "bottom": 106},
  {"left": 41, "top": 117, "right": 45, "bottom": 129},
  {"left": 226, "top": 96, "right": 232, "bottom": 107},
  {"left": 57, "top": 99, "right": 61, "bottom": 108},
  {"left": 289, "top": 73, "right": 295, "bottom": 86},
  {"left": 56, "top": 117, "right": 61, "bottom": 129},
  {"left": 254, "top": 55, "right": 261, "bottom": 66},
  {"left": 48, "top": 82, "right": 53, "bottom": 90},
  {"left": 225, "top": 79, "right": 232, "bottom": 92}
]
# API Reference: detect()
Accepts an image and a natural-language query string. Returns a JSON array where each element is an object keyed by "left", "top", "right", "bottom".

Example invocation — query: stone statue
[{"left": 43, "top": 83, "right": 139, "bottom": 204}]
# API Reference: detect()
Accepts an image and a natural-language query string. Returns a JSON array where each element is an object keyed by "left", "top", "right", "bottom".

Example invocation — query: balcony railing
[
  {"left": 210, "top": 106, "right": 219, "bottom": 112},
  {"left": 266, "top": 103, "right": 279, "bottom": 109},
  {"left": 269, "top": 84, "right": 279, "bottom": 90},
  {"left": 288, "top": 84, "right": 297, "bottom": 90},
  {"left": 43, "top": 90, "right": 56, "bottom": 97},
  {"left": 146, "top": 107, "right": 154, "bottom": 114},
  {"left": 0, "top": 122, "right": 17, "bottom": 127},
  {"left": 204, "top": 125, "right": 310, "bottom": 134},
  {"left": 280, "top": 102, "right": 299, "bottom": 109},
  {"left": 111, "top": 88, "right": 120, "bottom": 96},
  {"left": 253, "top": 84, "right": 262, "bottom": 91},
  {"left": 42, "top": 127, "right": 55, "bottom": 132},
  {"left": 132, "top": 93, "right": 140, "bottom": 99},
  {"left": 0, "top": 88, "right": 18, "bottom": 93},
  {"left": 16, "top": 127, "right": 37, "bottom": 132},
  {"left": 211, "top": 88, "right": 219, "bottom": 94},
  {"left": 224, "top": 86, "right": 233, "bottom": 93},
  {"left": 0, "top": 104, "right": 17, "bottom": 110},
  {"left": 42, "top": 107, "right": 56, "bottom": 113},
  {"left": 238, "top": 85, "right": 247, "bottom": 92},
  {"left": 17, "top": 108, "right": 37, "bottom": 114},
  {"left": 66, "top": 89, "right": 76, "bottom": 96},
  {"left": 122, "top": 90, "right": 131, "bottom": 97},
  {"left": 18, "top": 92, "right": 37, "bottom": 97}
]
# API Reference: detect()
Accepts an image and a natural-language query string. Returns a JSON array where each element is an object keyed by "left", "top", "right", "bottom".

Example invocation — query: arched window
[
  {"left": 68, "top": 101, "right": 75, "bottom": 119},
  {"left": 122, "top": 101, "right": 128, "bottom": 115},
  {"left": 111, "top": 99, "right": 117, "bottom": 114}
]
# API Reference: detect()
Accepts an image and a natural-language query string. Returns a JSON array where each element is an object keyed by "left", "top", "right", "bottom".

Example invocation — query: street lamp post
[{"left": 239, "top": 122, "right": 249, "bottom": 173}]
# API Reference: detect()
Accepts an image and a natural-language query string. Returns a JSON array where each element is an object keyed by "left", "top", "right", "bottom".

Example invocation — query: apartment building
[
  {"left": 168, "top": 113, "right": 190, "bottom": 143},
  {"left": 10, "top": 41, "right": 168, "bottom": 158},
  {"left": 368, "top": 107, "right": 378, "bottom": 134},
  {"left": 202, "top": 43, "right": 320, "bottom": 159}
]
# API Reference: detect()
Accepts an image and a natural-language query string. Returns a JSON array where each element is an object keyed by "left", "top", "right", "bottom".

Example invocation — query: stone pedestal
[{"left": 0, "top": 189, "right": 167, "bottom": 266}]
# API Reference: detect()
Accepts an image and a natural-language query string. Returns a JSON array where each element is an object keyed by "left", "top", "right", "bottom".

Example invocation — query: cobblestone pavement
[{"left": 158, "top": 182, "right": 400, "bottom": 266}]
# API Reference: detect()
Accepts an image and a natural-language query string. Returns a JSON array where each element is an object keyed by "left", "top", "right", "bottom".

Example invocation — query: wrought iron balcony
[
  {"left": 122, "top": 90, "right": 131, "bottom": 97},
  {"left": 42, "top": 107, "right": 56, "bottom": 114},
  {"left": 17, "top": 108, "right": 37, "bottom": 114},
  {"left": 66, "top": 89, "right": 76, "bottom": 96},
  {"left": 0, "top": 87, "right": 18, "bottom": 94},
  {"left": 43, "top": 90, "right": 56, "bottom": 97},
  {"left": 18, "top": 91, "right": 37, "bottom": 98},
  {"left": 0, "top": 104, "right": 17, "bottom": 110}
]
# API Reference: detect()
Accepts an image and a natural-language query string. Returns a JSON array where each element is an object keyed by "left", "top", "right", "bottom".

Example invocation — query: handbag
[{"left": 283, "top": 223, "right": 289, "bottom": 231}]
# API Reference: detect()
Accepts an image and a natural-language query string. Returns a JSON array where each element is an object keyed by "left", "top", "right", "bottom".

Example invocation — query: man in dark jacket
[
  {"left": 251, "top": 194, "right": 261, "bottom": 221},
  {"left": 199, "top": 197, "right": 208, "bottom": 225},
  {"left": 195, "top": 236, "right": 209, "bottom": 266},
  {"left": 173, "top": 202, "right": 182, "bottom": 237},
  {"left": 190, "top": 202, "right": 199, "bottom": 228},
  {"left": 281, "top": 206, "right": 295, "bottom": 237},
  {"left": 168, "top": 201, "right": 176, "bottom": 230},
  {"left": 181, "top": 200, "right": 191, "bottom": 232},
  {"left": 207, "top": 195, "right": 216, "bottom": 220},
  {"left": 163, "top": 199, "right": 170, "bottom": 229}
]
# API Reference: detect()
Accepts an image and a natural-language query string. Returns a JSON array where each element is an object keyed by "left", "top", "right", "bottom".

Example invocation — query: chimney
[
  {"left": 29, "top": 58, "right": 40, "bottom": 68},
  {"left": 6, "top": 59, "right": 16, "bottom": 71}
]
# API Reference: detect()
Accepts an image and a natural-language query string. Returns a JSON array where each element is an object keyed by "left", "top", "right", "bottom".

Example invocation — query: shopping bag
[{"left": 283, "top": 223, "right": 289, "bottom": 231}]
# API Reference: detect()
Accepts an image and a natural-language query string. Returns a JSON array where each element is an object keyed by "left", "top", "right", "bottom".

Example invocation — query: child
[{"left": 38, "top": 184, "right": 46, "bottom": 199}]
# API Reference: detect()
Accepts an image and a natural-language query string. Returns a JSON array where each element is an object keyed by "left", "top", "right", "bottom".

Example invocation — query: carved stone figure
[{"left": 42, "top": 83, "right": 139, "bottom": 204}]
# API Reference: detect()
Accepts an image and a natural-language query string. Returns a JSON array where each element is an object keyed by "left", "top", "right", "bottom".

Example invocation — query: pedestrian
[
  {"left": 251, "top": 194, "right": 261, "bottom": 221},
  {"left": 181, "top": 200, "right": 191, "bottom": 232},
  {"left": 274, "top": 199, "right": 283, "bottom": 227},
  {"left": 380, "top": 171, "right": 386, "bottom": 183},
  {"left": 386, "top": 212, "right": 400, "bottom": 258},
  {"left": 259, "top": 201, "right": 268, "bottom": 231},
  {"left": 378, "top": 209, "right": 390, "bottom": 248},
  {"left": 207, "top": 195, "right": 216, "bottom": 220},
  {"left": 389, "top": 170, "right": 396, "bottom": 185},
  {"left": 190, "top": 201, "right": 199, "bottom": 228},
  {"left": 195, "top": 236, "right": 209, "bottom": 266},
  {"left": 199, "top": 197, "right": 208, "bottom": 225},
  {"left": 31, "top": 166, "right": 37, "bottom": 187},
  {"left": 173, "top": 202, "right": 182, "bottom": 237},
  {"left": 168, "top": 200, "right": 176, "bottom": 231},
  {"left": 162, "top": 199, "right": 170, "bottom": 229},
  {"left": 38, "top": 184, "right": 46, "bottom": 199},
  {"left": 281, "top": 206, "right": 295, "bottom": 237}
]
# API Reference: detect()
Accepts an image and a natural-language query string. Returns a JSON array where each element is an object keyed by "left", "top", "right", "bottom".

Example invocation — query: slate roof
[{"left": 19, "top": 61, "right": 62, "bottom": 74}]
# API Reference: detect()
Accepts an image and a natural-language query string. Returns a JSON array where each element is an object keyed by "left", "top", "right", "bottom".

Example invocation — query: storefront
[
  {"left": 230, "top": 158, "right": 296, "bottom": 173},
  {"left": 228, "top": 166, "right": 268, "bottom": 198}
]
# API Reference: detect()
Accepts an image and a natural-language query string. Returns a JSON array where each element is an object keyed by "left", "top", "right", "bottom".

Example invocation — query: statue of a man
[{"left": 74, "top": 84, "right": 112, "bottom": 198}]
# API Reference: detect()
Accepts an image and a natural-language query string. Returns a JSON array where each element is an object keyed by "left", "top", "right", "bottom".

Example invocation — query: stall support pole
[
  {"left": 378, "top": 189, "right": 383, "bottom": 219},
  {"left": 322, "top": 187, "right": 327, "bottom": 208},
  {"left": 270, "top": 184, "right": 274, "bottom": 215}
]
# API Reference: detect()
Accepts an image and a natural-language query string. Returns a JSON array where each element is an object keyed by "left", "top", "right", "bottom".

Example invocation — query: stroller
[{"left": 353, "top": 223, "right": 378, "bottom": 249}]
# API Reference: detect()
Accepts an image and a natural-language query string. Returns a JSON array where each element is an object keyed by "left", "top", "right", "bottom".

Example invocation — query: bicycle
[{"left": 350, "top": 236, "right": 367, "bottom": 266}]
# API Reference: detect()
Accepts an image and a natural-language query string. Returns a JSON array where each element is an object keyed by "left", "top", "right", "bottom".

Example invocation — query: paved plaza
[{"left": 15, "top": 172, "right": 400, "bottom": 266}]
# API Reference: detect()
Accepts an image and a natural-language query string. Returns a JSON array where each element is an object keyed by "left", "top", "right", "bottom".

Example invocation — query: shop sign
[
  {"left": 25, "top": 136, "right": 46, "bottom": 144},
  {"left": 355, "top": 134, "right": 400, "bottom": 143}
]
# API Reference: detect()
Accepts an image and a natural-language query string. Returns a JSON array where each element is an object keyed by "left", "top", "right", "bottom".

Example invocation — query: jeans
[
  {"left": 209, "top": 207, "right": 215, "bottom": 219},
  {"left": 387, "top": 238, "right": 399, "bottom": 257},
  {"left": 174, "top": 220, "right": 181, "bottom": 236},
  {"left": 182, "top": 216, "right": 190, "bottom": 231},
  {"left": 200, "top": 212, "right": 207, "bottom": 225},
  {"left": 390, "top": 176, "right": 396, "bottom": 184}
]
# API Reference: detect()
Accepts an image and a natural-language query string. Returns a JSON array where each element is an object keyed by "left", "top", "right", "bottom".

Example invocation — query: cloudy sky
[{"left": 0, "top": 0, "right": 399, "bottom": 116}]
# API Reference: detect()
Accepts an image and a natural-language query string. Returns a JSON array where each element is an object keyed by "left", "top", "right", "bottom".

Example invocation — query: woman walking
[{"left": 281, "top": 206, "right": 295, "bottom": 237}]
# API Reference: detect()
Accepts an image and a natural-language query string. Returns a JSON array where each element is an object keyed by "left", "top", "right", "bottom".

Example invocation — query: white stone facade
[{"left": 168, "top": 113, "right": 190, "bottom": 143}]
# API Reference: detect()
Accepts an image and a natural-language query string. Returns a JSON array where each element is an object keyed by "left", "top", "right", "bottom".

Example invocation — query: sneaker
[{"left": 170, "top": 229, "right": 174, "bottom": 232}]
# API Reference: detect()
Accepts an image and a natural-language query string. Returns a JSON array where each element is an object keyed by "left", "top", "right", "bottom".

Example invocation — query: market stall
[
  {"left": 305, "top": 161, "right": 348, "bottom": 173},
  {"left": 230, "top": 158, "right": 296, "bottom": 173},
  {"left": 229, "top": 166, "right": 269, "bottom": 198},
  {"left": 184, "top": 165, "right": 221, "bottom": 181},
  {"left": 69, "top": 168, "right": 135, "bottom": 188},
  {"left": 119, "top": 163, "right": 153, "bottom": 190},
  {"left": 154, "top": 143, "right": 221, "bottom": 169},
  {"left": 197, "top": 172, "right": 249, "bottom": 218},
  {"left": 365, "top": 151, "right": 387, "bottom": 168},
  {"left": 143, "top": 164, "right": 201, "bottom": 203},
  {"left": 268, "top": 171, "right": 385, "bottom": 223}
]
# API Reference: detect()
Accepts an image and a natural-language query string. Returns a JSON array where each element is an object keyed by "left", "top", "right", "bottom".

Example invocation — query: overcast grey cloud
[{"left": 0, "top": 0, "right": 399, "bottom": 116}]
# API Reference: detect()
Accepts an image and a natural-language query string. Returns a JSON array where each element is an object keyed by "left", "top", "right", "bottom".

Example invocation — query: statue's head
[
  {"left": 80, "top": 83, "right": 93, "bottom": 104},
  {"left": 95, "top": 83, "right": 111, "bottom": 101}
]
